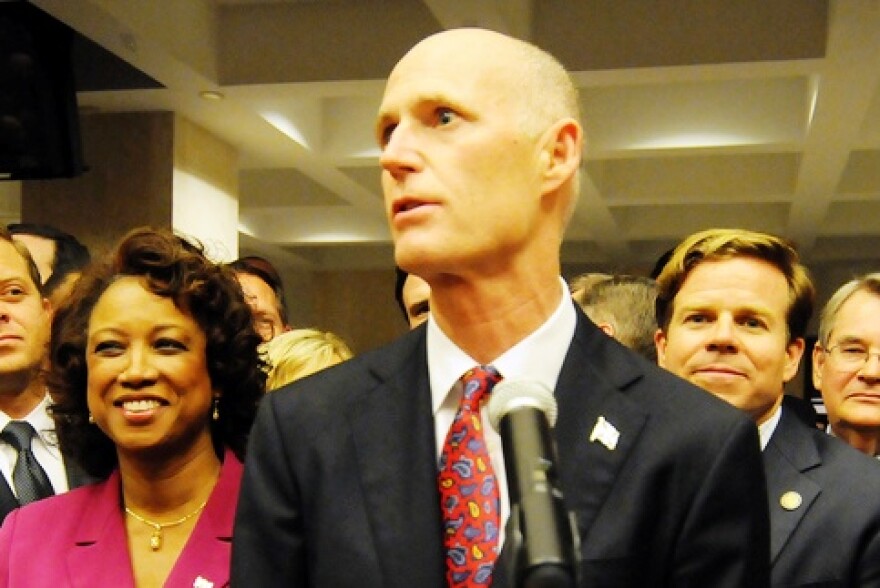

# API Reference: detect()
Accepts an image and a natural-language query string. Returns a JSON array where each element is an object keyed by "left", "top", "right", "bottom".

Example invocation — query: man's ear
[
  {"left": 597, "top": 322, "right": 615, "bottom": 338},
  {"left": 539, "top": 117, "right": 582, "bottom": 194},
  {"left": 811, "top": 343, "right": 826, "bottom": 390},
  {"left": 654, "top": 329, "right": 667, "bottom": 367},
  {"left": 783, "top": 337, "right": 806, "bottom": 383}
]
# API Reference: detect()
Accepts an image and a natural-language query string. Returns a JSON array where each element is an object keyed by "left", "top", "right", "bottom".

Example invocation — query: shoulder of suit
[
  {"left": 263, "top": 327, "right": 425, "bottom": 418},
  {"left": 810, "top": 424, "right": 880, "bottom": 478}
]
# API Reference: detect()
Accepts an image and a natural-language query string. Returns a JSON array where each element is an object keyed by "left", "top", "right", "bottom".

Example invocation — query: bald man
[{"left": 233, "top": 29, "right": 769, "bottom": 587}]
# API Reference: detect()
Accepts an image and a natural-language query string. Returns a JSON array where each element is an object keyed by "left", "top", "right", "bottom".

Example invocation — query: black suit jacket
[
  {"left": 0, "top": 452, "right": 92, "bottom": 523},
  {"left": 233, "top": 310, "right": 771, "bottom": 587},
  {"left": 765, "top": 408, "right": 880, "bottom": 587}
]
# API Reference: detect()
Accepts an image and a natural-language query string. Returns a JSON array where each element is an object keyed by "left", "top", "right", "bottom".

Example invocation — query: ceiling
[{"left": 29, "top": 0, "right": 880, "bottom": 273}]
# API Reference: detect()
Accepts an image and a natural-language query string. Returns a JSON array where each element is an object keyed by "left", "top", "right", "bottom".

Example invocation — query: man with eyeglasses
[
  {"left": 813, "top": 273, "right": 880, "bottom": 458},
  {"left": 654, "top": 228, "right": 880, "bottom": 587}
]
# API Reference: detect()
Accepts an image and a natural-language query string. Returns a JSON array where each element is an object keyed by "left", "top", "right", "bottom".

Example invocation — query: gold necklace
[{"left": 124, "top": 498, "right": 209, "bottom": 551}]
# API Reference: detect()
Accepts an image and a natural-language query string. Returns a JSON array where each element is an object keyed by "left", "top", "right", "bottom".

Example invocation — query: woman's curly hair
[{"left": 49, "top": 227, "right": 266, "bottom": 479}]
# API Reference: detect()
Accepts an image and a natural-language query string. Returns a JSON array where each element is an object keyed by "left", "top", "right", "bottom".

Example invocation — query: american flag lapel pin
[{"left": 589, "top": 416, "right": 620, "bottom": 451}]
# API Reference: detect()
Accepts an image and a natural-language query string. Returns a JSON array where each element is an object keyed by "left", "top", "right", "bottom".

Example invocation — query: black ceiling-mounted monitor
[{"left": 0, "top": 1, "right": 85, "bottom": 180}]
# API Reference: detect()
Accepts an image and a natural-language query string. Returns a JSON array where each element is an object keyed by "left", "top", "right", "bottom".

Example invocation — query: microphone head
[{"left": 488, "top": 379, "right": 558, "bottom": 431}]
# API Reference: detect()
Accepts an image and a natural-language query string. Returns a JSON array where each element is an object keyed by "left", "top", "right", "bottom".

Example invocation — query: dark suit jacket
[
  {"left": 765, "top": 408, "right": 880, "bottom": 587},
  {"left": 0, "top": 448, "right": 92, "bottom": 524},
  {"left": 233, "top": 310, "right": 771, "bottom": 587},
  {"left": 0, "top": 449, "right": 242, "bottom": 587}
]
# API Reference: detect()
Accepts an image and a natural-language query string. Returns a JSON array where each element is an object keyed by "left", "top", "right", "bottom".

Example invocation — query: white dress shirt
[
  {"left": 428, "top": 277, "right": 577, "bottom": 539},
  {"left": 0, "top": 394, "right": 69, "bottom": 498},
  {"left": 758, "top": 403, "right": 783, "bottom": 451}
]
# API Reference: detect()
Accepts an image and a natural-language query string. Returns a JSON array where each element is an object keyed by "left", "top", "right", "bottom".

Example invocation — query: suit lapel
[
  {"left": 349, "top": 329, "right": 445, "bottom": 587},
  {"left": 66, "top": 472, "right": 136, "bottom": 587},
  {"left": 0, "top": 475, "right": 18, "bottom": 523},
  {"left": 553, "top": 314, "right": 650, "bottom": 541},
  {"left": 0, "top": 453, "right": 95, "bottom": 525},
  {"left": 762, "top": 409, "right": 821, "bottom": 563},
  {"left": 166, "top": 451, "right": 241, "bottom": 587}
]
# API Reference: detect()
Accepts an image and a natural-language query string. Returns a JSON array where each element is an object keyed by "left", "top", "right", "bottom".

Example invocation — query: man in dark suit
[
  {"left": 655, "top": 228, "right": 880, "bottom": 587},
  {"left": 0, "top": 228, "right": 90, "bottom": 522},
  {"left": 812, "top": 272, "right": 880, "bottom": 455},
  {"left": 232, "top": 29, "right": 770, "bottom": 587}
]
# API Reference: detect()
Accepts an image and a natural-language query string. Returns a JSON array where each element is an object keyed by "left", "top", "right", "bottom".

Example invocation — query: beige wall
[
  {"left": 310, "top": 269, "right": 408, "bottom": 356},
  {"left": 22, "top": 111, "right": 175, "bottom": 258}
]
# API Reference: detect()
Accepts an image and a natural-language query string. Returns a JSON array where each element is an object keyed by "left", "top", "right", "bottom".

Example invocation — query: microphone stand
[{"left": 496, "top": 409, "right": 580, "bottom": 588}]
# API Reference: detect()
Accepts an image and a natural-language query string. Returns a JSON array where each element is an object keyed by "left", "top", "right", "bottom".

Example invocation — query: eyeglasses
[{"left": 823, "top": 344, "right": 880, "bottom": 370}]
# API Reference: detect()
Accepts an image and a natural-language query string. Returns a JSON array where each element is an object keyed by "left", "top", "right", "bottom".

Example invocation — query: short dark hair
[
  {"left": 228, "top": 255, "right": 289, "bottom": 325},
  {"left": 49, "top": 227, "right": 266, "bottom": 479},
  {"left": 7, "top": 223, "right": 90, "bottom": 296},
  {"left": 0, "top": 226, "right": 43, "bottom": 294}
]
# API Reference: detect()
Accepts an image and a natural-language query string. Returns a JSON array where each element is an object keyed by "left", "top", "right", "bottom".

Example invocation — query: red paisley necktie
[{"left": 438, "top": 366, "right": 502, "bottom": 586}]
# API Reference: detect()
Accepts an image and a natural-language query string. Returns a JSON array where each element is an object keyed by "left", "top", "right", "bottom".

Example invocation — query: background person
[
  {"left": 567, "top": 272, "right": 610, "bottom": 300},
  {"left": 0, "top": 227, "right": 91, "bottom": 523},
  {"left": 570, "top": 273, "right": 658, "bottom": 361},
  {"left": 394, "top": 266, "right": 431, "bottom": 329},
  {"left": 0, "top": 228, "right": 265, "bottom": 587},
  {"left": 262, "top": 328, "right": 354, "bottom": 391},
  {"left": 813, "top": 273, "right": 880, "bottom": 456},
  {"left": 7, "top": 223, "right": 91, "bottom": 307},
  {"left": 229, "top": 255, "right": 289, "bottom": 342},
  {"left": 655, "top": 228, "right": 880, "bottom": 587}
]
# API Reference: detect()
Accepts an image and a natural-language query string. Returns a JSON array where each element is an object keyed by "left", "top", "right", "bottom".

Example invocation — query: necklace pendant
[{"left": 150, "top": 530, "right": 162, "bottom": 551}]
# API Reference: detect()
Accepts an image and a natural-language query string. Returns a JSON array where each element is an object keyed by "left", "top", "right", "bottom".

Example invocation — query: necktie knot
[
  {"left": 1, "top": 420, "right": 53, "bottom": 505},
  {"left": 1, "top": 421, "right": 37, "bottom": 451},
  {"left": 460, "top": 365, "right": 502, "bottom": 411}
]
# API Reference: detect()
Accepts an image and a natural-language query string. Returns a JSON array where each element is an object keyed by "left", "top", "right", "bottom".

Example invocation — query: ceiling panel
[
  {"left": 29, "top": 0, "right": 880, "bottom": 271},
  {"left": 586, "top": 153, "right": 799, "bottom": 203}
]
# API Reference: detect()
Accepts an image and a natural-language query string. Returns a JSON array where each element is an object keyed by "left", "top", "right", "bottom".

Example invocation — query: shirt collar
[
  {"left": 0, "top": 392, "right": 56, "bottom": 446},
  {"left": 428, "top": 277, "right": 577, "bottom": 414},
  {"left": 759, "top": 403, "right": 783, "bottom": 450}
]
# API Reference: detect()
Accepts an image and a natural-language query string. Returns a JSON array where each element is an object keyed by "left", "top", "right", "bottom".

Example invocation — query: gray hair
[{"left": 817, "top": 273, "right": 880, "bottom": 346}]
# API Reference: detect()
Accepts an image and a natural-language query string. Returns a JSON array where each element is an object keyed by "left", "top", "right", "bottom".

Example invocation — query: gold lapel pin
[{"left": 780, "top": 490, "right": 802, "bottom": 511}]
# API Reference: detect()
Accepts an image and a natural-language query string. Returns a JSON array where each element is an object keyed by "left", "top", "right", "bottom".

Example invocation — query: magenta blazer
[{"left": 0, "top": 449, "right": 242, "bottom": 588}]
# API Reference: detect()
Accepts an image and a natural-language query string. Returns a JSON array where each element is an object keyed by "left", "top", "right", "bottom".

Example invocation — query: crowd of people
[{"left": 0, "top": 27, "right": 878, "bottom": 588}]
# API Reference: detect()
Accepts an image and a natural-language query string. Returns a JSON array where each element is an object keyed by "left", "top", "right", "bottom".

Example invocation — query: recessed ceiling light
[{"left": 199, "top": 90, "right": 225, "bottom": 101}]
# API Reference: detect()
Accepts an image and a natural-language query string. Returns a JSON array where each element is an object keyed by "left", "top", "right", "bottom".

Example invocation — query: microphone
[{"left": 488, "top": 380, "right": 579, "bottom": 588}]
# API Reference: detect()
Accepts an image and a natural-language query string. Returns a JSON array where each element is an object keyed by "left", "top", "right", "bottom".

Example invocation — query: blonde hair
[{"left": 262, "top": 328, "right": 354, "bottom": 391}]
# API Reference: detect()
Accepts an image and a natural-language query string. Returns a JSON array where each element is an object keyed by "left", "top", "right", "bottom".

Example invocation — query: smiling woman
[{"left": 0, "top": 228, "right": 266, "bottom": 588}]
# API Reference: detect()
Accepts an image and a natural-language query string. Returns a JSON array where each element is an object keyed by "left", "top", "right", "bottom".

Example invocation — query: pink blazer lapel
[
  {"left": 164, "top": 450, "right": 243, "bottom": 588},
  {"left": 66, "top": 471, "right": 136, "bottom": 588}
]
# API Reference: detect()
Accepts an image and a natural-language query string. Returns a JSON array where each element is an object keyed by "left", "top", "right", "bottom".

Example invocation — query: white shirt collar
[
  {"left": 0, "top": 393, "right": 56, "bottom": 445},
  {"left": 428, "top": 277, "right": 577, "bottom": 414},
  {"left": 758, "top": 403, "right": 783, "bottom": 450}
]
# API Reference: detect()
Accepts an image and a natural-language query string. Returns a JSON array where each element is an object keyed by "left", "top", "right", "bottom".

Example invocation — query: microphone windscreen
[{"left": 488, "top": 379, "right": 558, "bottom": 431}]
